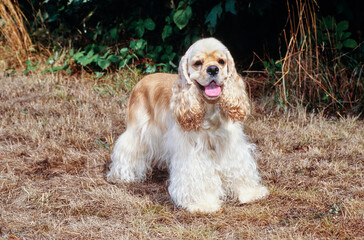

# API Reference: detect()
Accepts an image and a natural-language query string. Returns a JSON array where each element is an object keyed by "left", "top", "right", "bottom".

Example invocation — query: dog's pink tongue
[{"left": 205, "top": 81, "right": 221, "bottom": 97}]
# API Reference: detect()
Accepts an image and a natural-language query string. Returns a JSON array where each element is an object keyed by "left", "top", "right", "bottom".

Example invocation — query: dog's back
[{"left": 127, "top": 73, "right": 176, "bottom": 130}]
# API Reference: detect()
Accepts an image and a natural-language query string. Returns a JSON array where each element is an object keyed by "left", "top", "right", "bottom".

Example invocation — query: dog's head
[
  {"left": 172, "top": 38, "right": 249, "bottom": 131},
  {"left": 179, "top": 38, "right": 237, "bottom": 102}
]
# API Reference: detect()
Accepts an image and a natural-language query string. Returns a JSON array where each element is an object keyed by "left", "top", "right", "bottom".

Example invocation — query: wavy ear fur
[
  {"left": 219, "top": 48, "right": 250, "bottom": 121},
  {"left": 171, "top": 55, "right": 206, "bottom": 131}
]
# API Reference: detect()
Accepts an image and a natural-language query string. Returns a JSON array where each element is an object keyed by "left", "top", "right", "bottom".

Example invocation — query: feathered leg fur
[
  {"left": 107, "top": 126, "right": 151, "bottom": 183},
  {"left": 219, "top": 123, "right": 269, "bottom": 204},
  {"left": 164, "top": 121, "right": 268, "bottom": 213},
  {"left": 165, "top": 124, "right": 224, "bottom": 212}
]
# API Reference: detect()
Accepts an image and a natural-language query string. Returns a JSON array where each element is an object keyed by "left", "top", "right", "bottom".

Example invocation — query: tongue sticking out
[{"left": 204, "top": 81, "right": 221, "bottom": 97}]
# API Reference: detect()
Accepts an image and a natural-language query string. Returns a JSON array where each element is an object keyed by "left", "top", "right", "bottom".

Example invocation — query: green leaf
[
  {"left": 91, "top": 53, "right": 100, "bottom": 63},
  {"left": 169, "top": 52, "right": 176, "bottom": 61},
  {"left": 107, "top": 55, "right": 120, "bottom": 63},
  {"left": 184, "top": 34, "right": 191, "bottom": 47},
  {"left": 73, "top": 51, "right": 85, "bottom": 61},
  {"left": 136, "top": 49, "right": 144, "bottom": 56},
  {"left": 342, "top": 32, "right": 351, "bottom": 39},
  {"left": 95, "top": 72, "right": 104, "bottom": 78},
  {"left": 87, "top": 44, "right": 106, "bottom": 53},
  {"left": 147, "top": 52, "right": 157, "bottom": 60},
  {"left": 205, "top": 3, "right": 223, "bottom": 27},
  {"left": 78, "top": 51, "right": 98, "bottom": 66},
  {"left": 155, "top": 45, "right": 163, "bottom": 53},
  {"left": 162, "top": 24, "right": 173, "bottom": 41},
  {"left": 135, "top": 39, "right": 146, "bottom": 50},
  {"left": 173, "top": 6, "right": 192, "bottom": 30},
  {"left": 225, "top": 0, "right": 237, "bottom": 14},
  {"left": 165, "top": 16, "right": 171, "bottom": 24},
  {"left": 53, "top": 51, "right": 59, "bottom": 60},
  {"left": 323, "top": 16, "right": 335, "bottom": 30},
  {"left": 53, "top": 66, "right": 63, "bottom": 72},
  {"left": 86, "top": 49, "right": 95, "bottom": 58},
  {"left": 144, "top": 18, "right": 156, "bottom": 31},
  {"left": 102, "top": 49, "right": 111, "bottom": 59},
  {"left": 337, "top": 20, "right": 349, "bottom": 33},
  {"left": 166, "top": 45, "right": 173, "bottom": 54},
  {"left": 98, "top": 59, "right": 111, "bottom": 70},
  {"left": 80, "top": 57, "right": 93, "bottom": 66},
  {"left": 168, "top": 60, "right": 177, "bottom": 69},
  {"left": 129, "top": 40, "right": 136, "bottom": 49},
  {"left": 135, "top": 26, "right": 144, "bottom": 38},
  {"left": 109, "top": 28, "right": 118, "bottom": 39},
  {"left": 119, "top": 59, "right": 127, "bottom": 68},
  {"left": 343, "top": 38, "right": 357, "bottom": 48},
  {"left": 177, "top": 1, "right": 185, "bottom": 9},
  {"left": 119, "top": 48, "right": 128, "bottom": 56},
  {"left": 145, "top": 64, "right": 157, "bottom": 74},
  {"left": 336, "top": 41, "right": 343, "bottom": 51},
  {"left": 135, "top": 19, "right": 145, "bottom": 38}
]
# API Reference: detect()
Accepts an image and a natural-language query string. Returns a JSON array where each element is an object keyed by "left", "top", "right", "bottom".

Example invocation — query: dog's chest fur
[
  {"left": 198, "top": 103, "right": 231, "bottom": 154},
  {"left": 201, "top": 103, "right": 224, "bottom": 130}
]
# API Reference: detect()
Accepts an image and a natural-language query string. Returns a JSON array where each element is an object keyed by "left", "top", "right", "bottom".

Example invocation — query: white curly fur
[{"left": 107, "top": 38, "right": 268, "bottom": 213}]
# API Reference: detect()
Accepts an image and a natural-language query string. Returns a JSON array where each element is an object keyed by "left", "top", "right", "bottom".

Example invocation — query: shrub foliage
[{"left": 19, "top": 0, "right": 248, "bottom": 72}]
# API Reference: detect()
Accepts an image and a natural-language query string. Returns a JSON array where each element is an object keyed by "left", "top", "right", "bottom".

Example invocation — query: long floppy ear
[
  {"left": 180, "top": 54, "right": 193, "bottom": 84},
  {"left": 170, "top": 54, "right": 206, "bottom": 131},
  {"left": 219, "top": 48, "right": 251, "bottom": 121}
]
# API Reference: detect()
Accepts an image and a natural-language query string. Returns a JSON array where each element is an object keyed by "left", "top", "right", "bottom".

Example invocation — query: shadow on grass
[{"left": 103, "top": 160, "right": 172, "bottom": 207}]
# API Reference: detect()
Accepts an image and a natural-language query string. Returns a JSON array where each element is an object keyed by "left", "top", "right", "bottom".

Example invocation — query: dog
[{"left": 107, "top": 38, "right": 268, "bottom": 213}]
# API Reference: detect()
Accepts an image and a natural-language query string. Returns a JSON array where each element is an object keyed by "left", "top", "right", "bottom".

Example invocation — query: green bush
[{"left": 20, "top": 0, "right": 245, "bottom": 73}]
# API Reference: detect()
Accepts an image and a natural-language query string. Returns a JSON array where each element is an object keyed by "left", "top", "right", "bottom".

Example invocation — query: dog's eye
[
  {"left": 194, "top": 61, "right": 202, "bottom": 67},
  {"left": 218, "top": 59, "right": 225, "bottom": 65}
]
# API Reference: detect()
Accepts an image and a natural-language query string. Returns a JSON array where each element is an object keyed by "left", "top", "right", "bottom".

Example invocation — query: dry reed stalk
[
  {"left": 277, "top": 0, "right": 356, "bottom": 111},
  {"left": 0, "top": 0, "right": 32, "bottom": 64},
  {"left": 278, "top": 0, "right": 319, "bottom": 106}
]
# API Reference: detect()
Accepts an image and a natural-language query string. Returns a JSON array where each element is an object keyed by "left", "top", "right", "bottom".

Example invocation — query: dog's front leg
[{"left": 168, "top": 154, "right": 223, "bottom": 213}]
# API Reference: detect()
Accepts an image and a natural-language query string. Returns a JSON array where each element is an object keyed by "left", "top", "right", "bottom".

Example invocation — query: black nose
[{"left": 206, "top": 65, "right": 219, "bottom": 76}]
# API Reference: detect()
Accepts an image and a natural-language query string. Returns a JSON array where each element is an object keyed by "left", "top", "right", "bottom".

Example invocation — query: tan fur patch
[
  {"left": 219, "top": 74, "right": 250, "bottom": 122},
  {"left": 127, "top": 73, "right": 176, "bottom": 124}
]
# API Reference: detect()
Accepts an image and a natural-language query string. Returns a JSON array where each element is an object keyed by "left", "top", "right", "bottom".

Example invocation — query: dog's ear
[
  {"left": 178, "top": 50, "right": 193, "bottom": 85},
  {"left": 171, "top": 53, "right": 205, "bottom": 131},
  {"left": 219, "top": 49, "right": 250, "bottom": 122},
  {"left": 225, "top": 47, "right": 238, "bottom": 79}
]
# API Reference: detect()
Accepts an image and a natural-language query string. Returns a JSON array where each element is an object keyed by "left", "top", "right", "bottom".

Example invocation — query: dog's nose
[{"left": 206, "top": 65, "right": 219, "bottom": 76}]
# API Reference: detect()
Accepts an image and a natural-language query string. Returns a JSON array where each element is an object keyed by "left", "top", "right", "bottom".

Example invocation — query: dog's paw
[
  {"left": 186, "top": 200, "right": 221, "bottom": 213},
  {"left": 238, "top": 186, "right": 269, "bottom": 204},
  {"left": 106, "top": 170, "right": 146, "bottom": 184}
]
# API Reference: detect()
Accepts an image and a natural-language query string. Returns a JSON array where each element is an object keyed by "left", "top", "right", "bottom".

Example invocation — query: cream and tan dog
[{"left": 107, "top": 38, "right": 268, "bottom": 213}]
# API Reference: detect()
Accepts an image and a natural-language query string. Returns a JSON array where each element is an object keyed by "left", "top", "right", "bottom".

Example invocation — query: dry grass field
[{"left": 0, "top": 72, "right": 363, "bottom": 239}]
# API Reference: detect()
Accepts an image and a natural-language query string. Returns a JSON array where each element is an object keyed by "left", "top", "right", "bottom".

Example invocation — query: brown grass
[
  {"left": 0, "top": 71, "right": 363, "bottom": 239},
  {"left": 0, "top": 0, "right": 32, "bottom": 65}
]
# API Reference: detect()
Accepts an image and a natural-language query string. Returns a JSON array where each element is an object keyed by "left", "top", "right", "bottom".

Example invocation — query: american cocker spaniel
[{"left": 107, "top": 38, "right": 268, "bottom": 213}]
